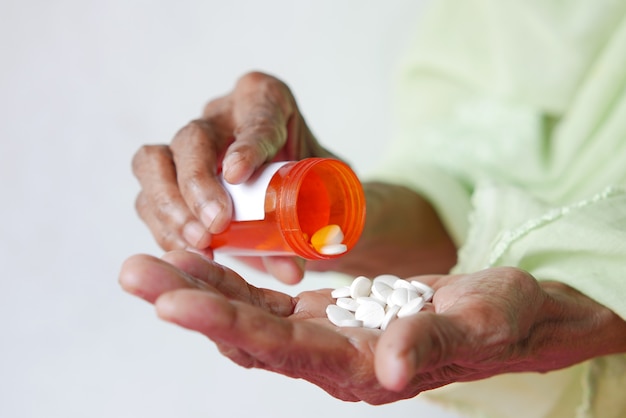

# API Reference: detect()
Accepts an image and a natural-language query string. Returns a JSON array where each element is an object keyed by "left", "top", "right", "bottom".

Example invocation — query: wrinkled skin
[
  {"left": 125, "top": 71, "right": 626, "bottom": 404},
  {"left": 132, "top": 72, "right": 337, "bottom": 284},
  {"left": 131, "top": 71, "right": 457, "bottom": 284},
  {"left": 119, "top": 251, "right": 626, "bottom": 405}
]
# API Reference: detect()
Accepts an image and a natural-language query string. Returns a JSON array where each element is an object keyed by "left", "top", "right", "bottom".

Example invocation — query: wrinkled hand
[
  {"left": 132, "top": 72, "right": 336, "bottom": 283},
  {"left": 119, "top": 251, "right": 609, "bottom": 405}
]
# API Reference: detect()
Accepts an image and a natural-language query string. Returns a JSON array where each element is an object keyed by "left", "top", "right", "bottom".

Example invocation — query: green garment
[{"left": 370, "top": 0, "right": 626, "bottom": 416}]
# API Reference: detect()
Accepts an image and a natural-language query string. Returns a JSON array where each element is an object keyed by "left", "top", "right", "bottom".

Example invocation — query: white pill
[
  {"left": 356, "top": 296, "right": 386, "bottom": 308},
  {"left": 337, "top": 319, "right": 364, "bottom": 328},
  {"left": 336, "top": 297, "right": 360, "bottom": 312},
  {"left": 350, "top": 276, "right": 372, "bottom": 299},
  {"left": 331, "top": 286, "right": 351, "bottom": 299},
  {"left": 370, "top": 281, "right": 394, "bottom": 303},
  {"left": 381, "top": 304, "right": 401, "bottom": 331},
  {"left": 327, "top": 274, "right": 438, "bottom": 330},
  {"left": 355, "top": 301, "right": 385, "bottom": 329},
  {"left": 319, "top": 243, "right": 348, "bottom": 255},
  {"left": 421, "top": 290, "right": 434, "bottom": 303},
  {"left": 388, "top": 287, "right": 419, "bottom": 307},
  {"left": 397, "top": 296, "right": 426, "bottom": 318},
  {"left": 410, "top": 280, "right": 435, "bottom": 302},
  {"left": 311, "top": 224, "right": 344, "bottom": 250},
  {"left": 393, "top": 279, "right": 415, "bottom": 290},
  {"left": 326, "top": 304, "right": 355, "bottom": 326},
  {"left": 373, "top": 274, "right": 401, "bottom": 288}
]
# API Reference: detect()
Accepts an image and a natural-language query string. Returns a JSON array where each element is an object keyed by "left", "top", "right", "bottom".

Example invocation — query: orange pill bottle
[{"left": 211, "top": 158, "right": 366, "bottom": 260}]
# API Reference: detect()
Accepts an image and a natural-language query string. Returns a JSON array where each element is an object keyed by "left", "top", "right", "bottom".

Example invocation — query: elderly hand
[
  {"left": 118, "top": 251, "right": 626, "bottom": 404},
  {"left": 131, "top": 72, "right": 336, "bottom": 284}
]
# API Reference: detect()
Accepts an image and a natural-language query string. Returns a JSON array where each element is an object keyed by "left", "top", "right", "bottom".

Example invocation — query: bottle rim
[{"left": 277, "top": 158, "right": 366, "bottom": 260}]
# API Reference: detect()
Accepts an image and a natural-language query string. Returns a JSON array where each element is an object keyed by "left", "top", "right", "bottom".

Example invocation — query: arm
[{"left": 515, "top": 280, "right": 626, "bottom": 372}]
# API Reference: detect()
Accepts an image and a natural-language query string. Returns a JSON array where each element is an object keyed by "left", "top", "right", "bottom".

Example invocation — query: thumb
[{"left": 374, "top": 311, "right": 460, "bottom": 391}]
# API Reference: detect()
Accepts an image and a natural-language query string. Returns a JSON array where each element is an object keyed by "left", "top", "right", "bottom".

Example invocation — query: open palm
[{"left": 119, "top": 250, "right": 552, "bottom": 405}]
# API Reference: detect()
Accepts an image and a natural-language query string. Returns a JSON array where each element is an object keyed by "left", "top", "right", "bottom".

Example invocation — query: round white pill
[
  {"left": 331, "top": 286, "right": 351, "bottom": 299},
  {"left": 336, "top": 297, "right": 360, "bottom": 312},
  {"left": 381, "top": 304, "right": 401, "bottom": 331},
  {"left": 410, "top": 280, "right": 435, "bottom": 302},
  {"left": 371, "top": 281, "right": 393, "bottom": 303},
  {"left": 373, "top": 274, "right": 401, "bottom": 288},
  {"left": 319, "top": 243, "right": 348, "bottom": 255},
  {"left": 311, "top": 224, "right": 344, "bottom": 249},
  {"left": 326, "top": 304, "right": 356, "bottom": 327},
  {"left": 421, "top": 290, "right": 434, "bottom": 303},
  {"left": 350, "top": 276, "right": 372, "bottom": 299},
  {"left": 397, "top": 296, "right": 426, "bottom": 318},
  {"left": 337, "top": 319, "right": 364, "bottom": 328},
  {"left": 388, "top": 287, "right": 418, "bottom": 307},
  {"left": 356, "top": 296, "right": 386, "bottom": 308},
  {"left": 393, "top": 278, "right": 415, "bottom": 290},
  {"left": 327, "top": 274, "right": 437, "bottom": 330},
  {"left": 388, "top": 288, "right": 405, "bottom": 307},
  {"left": 355, "top": 301, "right": 385, "bottom": 329}
]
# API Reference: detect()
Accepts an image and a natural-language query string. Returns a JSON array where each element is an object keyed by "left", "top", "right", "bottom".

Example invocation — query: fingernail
[
  {"left": 200, "top": 201, "right": 222, "bottom": 231},
  {"left": 222, "top": 151, "right": 244, "bottom": 176},
  {"left": 183, "top": 221, "right": 207, "bottom": 247},
  {"left": 387, "top": 349, "right": 417, "bottom": 391},
  {"left": 223, "top": 151, "right": 253, "bottom": 184}
]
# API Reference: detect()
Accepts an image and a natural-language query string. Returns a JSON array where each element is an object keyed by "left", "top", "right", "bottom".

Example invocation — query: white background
[{"left": 0, "top": 1, "right": 461, "bottom": 417}]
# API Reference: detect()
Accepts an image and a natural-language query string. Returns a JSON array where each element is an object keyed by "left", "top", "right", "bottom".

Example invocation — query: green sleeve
[{"left": 368, "top": 2, "right": 626, "bottom": 416}]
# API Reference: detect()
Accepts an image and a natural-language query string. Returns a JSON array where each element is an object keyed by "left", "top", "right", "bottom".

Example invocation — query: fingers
[
  {"left": 154, "top": 287, "right": 358, "bottom": 380},
  {"left": 134, "top": 73, "right": 304, "bottom": 245},
  {"left": 373, "top": 274, "right": 463, "bottom": 391},
  {"left": 133, "top": 71, "right": 335, "bottom": 283},
  {"left": 118, "top": 253, "right": 213, "bottom": 304},
  {"left": 132, "top": 144, "right": 212, "bottom": 250},
  {"left": 156, "top": 289, "right": 292, "bottom": 355},
  {"left": 229, "top": 255, "right": 307, "bottom": 285},
  {"left": 170, "top": 119, "right": 233, "bottom": 234},
  {"left": 261, "top": 256, "right": 306, "bottom": 285},
  {"left": 374, "top": 312, "right": 462, "bottom": 392},
  {"left": 219, "top": 72, "right": 295, "bottom": 184},
  {"left": 162, "top": 250, "right": 295, "bottom": 316}
]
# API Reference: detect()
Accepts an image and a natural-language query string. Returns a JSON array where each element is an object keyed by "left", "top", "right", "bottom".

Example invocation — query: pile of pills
[
  {"left": 310, "top": 224, "right": 347, "bottom": 255},
  {"left": 325, "top": 274, "right": 434, "bottom": 330}
]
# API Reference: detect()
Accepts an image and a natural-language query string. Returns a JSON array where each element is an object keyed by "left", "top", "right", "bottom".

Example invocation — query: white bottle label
[{"left": 221, "top": 161, "right": 289, "bottom": 221}]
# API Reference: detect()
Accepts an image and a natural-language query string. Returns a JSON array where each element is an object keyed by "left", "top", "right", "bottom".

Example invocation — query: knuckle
[
  {"left": 134, "top": 192, "right": 149, "bottom": 218},
  {"left": 234, "top": 119, "right": 286, "bottom": 159},
  {"left": 158, "top": 228, "right": 186, "bottom": 251},
  {"left": 237, "top": 70, "right": 273, "bottom": 87},
  {"left": 203, "top": 95, "right": 230, "bottom": 118},
  {"left": 235, "top": 114, "right": 278, "bottom": 136},
  {"left": 178, "top": 170, "right": 210, "bottom": 205},
  {"left": 500, "top": 266, "right": 535, "bottom": 286},
  {"left": 184, "top": 167, "right": 206, "bottom": 188},
  {"left": 134, "top": 192, "right": 186, "bottom": 251},
  {"left": 136, "top": 190, "right": 180, "bottom": 230},
  {"left": 172, "top": 119, "right": 224, "bottom": 151},
  {"left": 131, "top": 144, "right": 171, "bottom": 176},
  {"left": 173, "top": 119, "right": 206, "bottom": 144},
  {"left": 237, "top": 71, "right": 291, "bottom": 99},
  {"left": 152, "top": 190, "right": 182, "bottom": 224}
]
